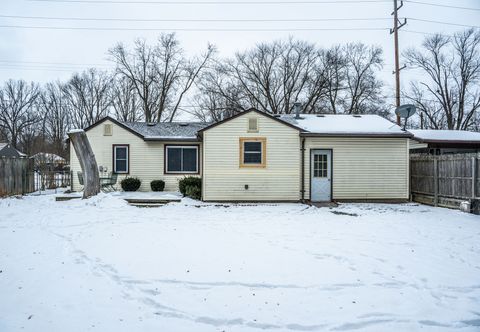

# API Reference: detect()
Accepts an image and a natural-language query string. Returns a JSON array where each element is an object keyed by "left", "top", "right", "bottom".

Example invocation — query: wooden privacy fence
[
  {"left": 410, "top": 153, "right": 480, "bottom": 211},
  {"left": 0, "top": 157, "right": 35, "bottom": 197}
]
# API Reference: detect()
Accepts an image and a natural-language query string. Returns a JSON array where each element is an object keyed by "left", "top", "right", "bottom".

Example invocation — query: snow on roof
[
  {"left": 409, "top": 129, "right": 480, "bottom": 143},
  {"left": 280, "top": 114, "right": 408, "bottom": 136},
  {"left": 31, "top": 152, "right": 66, "bottom": 162}
]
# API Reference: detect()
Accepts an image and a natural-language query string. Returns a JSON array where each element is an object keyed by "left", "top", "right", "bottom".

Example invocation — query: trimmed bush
[
  {"left": 178, "top": 176, "right": 201, "bottom": 196},
  {"left": 150, "top": 180, "right": 165, "bottom": 192},
  {"left": 121, "top": 177, "right": 141, "bottom": 191},
  {"left": 185, "top": 185, "right": 201, "bottom": 200},
  {"left": 179, "top": 176, "right": 201, "bottom": 200}
]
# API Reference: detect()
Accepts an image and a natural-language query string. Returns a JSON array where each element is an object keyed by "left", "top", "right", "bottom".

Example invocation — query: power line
[
  {"left": 408, "top": 18, "right": 480, "bottom": 29},
  {"left": 0, "top": 60, "right": 112, "bottom": 67},
  {"left": 28, "top": 0, "right": 391, "bottom": 4},
  {"left": 1, "top": 14, "right": 477, "bottom": 28},
  {"left": 0, "top": 25, "right": 391, "bottom": 32},
  {"left": 0, "top": 14, "right": 393, "bottom": 22},
  {"left": 404, "top": 0, "right": 480, "bottom": 11}
]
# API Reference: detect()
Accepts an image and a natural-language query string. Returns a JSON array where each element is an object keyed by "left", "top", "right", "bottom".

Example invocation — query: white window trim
[
  {"left": 165, "top": 145, "right": 199, "bottom": 174},
  {"left": 113, "top": 145, "right": 129, "bottom": 174}
]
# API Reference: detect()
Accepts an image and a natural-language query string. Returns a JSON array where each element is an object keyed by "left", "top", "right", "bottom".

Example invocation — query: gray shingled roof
[{"left": 120, "top": 121, "right": 210, "bottom": 140}]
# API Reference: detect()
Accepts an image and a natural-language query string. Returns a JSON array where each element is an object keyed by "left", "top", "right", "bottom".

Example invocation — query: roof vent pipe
[{"left": 294, "top": 102, "right": 302, "bottom": 119}]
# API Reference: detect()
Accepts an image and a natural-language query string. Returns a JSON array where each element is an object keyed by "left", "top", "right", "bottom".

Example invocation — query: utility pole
[{"left": 391, "top": 0, "right": 407, "bottom": 125}]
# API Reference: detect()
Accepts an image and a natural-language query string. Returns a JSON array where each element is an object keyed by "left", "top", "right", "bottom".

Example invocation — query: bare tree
[
  {"left": 110, "top": 39, "right": 158, "bottom": 122},
  {"left": 318, "top": 46, "right": 346, "bottom": 114},
  {"left": 199, "top": 38, "right": 328, "bottom": 118},
  {"left": 63, "top": 68, "right": 112, "bottom": 128},
  {"left": 110, "top": 33, "right": 214, "bottom": 122},
  {"left": 342, "top": 43, "right": 384, "bottom": 114},
  {"left": 0, "top": 80, "right": 40, "bottom": 148},
  {"left": 39, "top": 82, "right": 71, "bottom": 156},
  {"left": 110, "top": 76, "right": 141, "bottom": 122},
  {"left": 404, "top": 28, "right": 480, "bottom": 130}
]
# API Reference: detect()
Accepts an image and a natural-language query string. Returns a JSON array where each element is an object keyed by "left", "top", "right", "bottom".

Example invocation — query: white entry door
[{"left": 311, "top": 150, "right": 332, "bottom": 201}]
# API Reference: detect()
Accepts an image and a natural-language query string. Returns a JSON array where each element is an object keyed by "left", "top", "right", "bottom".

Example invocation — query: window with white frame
[
  {"left": 113, "top": 145, "right": 129, "bottom": 173},
  {"left": 165, "top": 145, "right": 199, "bottom": 174}
]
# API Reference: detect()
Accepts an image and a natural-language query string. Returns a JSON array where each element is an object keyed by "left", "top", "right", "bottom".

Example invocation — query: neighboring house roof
[
  {"left": 31, "top": 152, "right": 66, "bottom": 163},
  {"left": 280, "top": 114, "right": 412, "bottom": 137},
  {"left": 0, "top": 143, "right": 26, "bottom": 157},
  {"left": 409, "top": 129, "right": 480, "bottom": 144},
  {"left": 83, "top": 116, "right": 209, "bottom": 141}
]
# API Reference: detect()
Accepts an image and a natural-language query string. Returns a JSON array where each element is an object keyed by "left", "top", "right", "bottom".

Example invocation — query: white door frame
[{"left": 310, "top": 149, "right": 332, "bottom": 202}]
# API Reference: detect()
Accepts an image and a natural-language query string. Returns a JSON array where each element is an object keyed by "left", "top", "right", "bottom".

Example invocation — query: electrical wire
[
  {"left": 0, "top": 14, "right": 393, "bottom": 23},
  {"left": 409, "top": 18, "right": 480, "bottom": 29},
  {"left": 0, "top": 25, "right": 391, "bottom": 32},
  {"left": 27, "top": 0, "right": 391, "bottom": 4},
  {"left": 404, "top": 0, "right": 480, "bottom": 11}
]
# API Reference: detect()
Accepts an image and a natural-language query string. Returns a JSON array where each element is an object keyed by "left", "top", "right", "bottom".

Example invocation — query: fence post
[
  {"left": 434, "top": 157, "right": 438, "bottom": 206},
  {"left": 473, "top": 157, "right": 478, "bottom": 199}
]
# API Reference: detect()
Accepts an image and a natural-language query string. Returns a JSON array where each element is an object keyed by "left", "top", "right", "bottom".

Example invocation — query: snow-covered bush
[{"left": 120, "top": 177, "right": 141, "bottom": 191}]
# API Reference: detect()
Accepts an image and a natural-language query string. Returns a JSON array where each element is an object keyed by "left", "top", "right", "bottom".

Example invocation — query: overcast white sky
[{"left": 1, "top": 0, "right": 479, "bottom": 110}]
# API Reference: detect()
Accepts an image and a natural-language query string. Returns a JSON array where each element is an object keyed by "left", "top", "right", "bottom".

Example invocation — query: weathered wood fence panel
[
  {"left": 0, "top": 157, "right": 35, "bottom": 197},
  {"left": 410, "top": 153, "right": 480, "bottom": 211}
]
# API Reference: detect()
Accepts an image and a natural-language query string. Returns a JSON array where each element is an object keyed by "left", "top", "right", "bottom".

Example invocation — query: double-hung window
[
  {"left": 113, "top": 145, "right": 129, "bottom": 174},
  {"left": 240, "top": 138, "right": 266, "bottom": 167},
  {"left": 165, "top": 145, "right": 199, "bottom": 174}
]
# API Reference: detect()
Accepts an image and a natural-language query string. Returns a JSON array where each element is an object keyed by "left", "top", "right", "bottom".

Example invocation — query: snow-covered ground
[{"left": 1, "top": 194, "right": 479, "bottom": 332}]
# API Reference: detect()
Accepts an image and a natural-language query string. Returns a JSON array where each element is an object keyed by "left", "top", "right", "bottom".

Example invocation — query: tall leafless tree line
[
  {"left": 0, "top": 30, "right": 478, "bottom": 158},
  {"left": 193, "top": 39, "right": 386, "bottom": 121},
  {"left": 405, "top": 28, "right": 480, "bottom": 130}
]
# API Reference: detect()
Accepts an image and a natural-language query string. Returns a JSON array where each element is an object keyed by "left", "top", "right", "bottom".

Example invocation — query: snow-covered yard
[{"left": 1, "top": 194, "right": 479, "bottom": 332}]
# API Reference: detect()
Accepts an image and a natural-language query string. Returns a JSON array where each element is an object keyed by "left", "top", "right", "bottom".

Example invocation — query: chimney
[{"left": 294, "top": 102, "right": 302, "bottom": 119}]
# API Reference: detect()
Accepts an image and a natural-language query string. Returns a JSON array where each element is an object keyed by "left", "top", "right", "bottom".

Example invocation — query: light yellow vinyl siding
[
  {"left": 202, "top": 113, "right": 301, "bottom": 201},
  {"left": 304, "top": 137, "right": 409, "bottom": 200},
  {"left": 69, "top": 120, "right": 201, "bottom": 192}
]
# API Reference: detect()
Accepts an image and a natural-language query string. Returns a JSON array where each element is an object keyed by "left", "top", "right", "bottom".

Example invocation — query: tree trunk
[{"left": 68, "top": 130, "right": 100, "bottom": 198}]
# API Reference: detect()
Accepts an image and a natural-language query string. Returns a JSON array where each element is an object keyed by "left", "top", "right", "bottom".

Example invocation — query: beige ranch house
[{"left": 70, "top": 108, "right": 412, "bottom": 202}]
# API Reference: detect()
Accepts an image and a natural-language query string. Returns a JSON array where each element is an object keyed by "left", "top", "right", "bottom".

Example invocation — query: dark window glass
[
  {"left": 116, "top": 147, "right": 127, "bottom": 159},
  {"left": 166, "top": 146, "right": 198, "bottom": 173},
  {"left": 114, "top": 146, "right": 128, "bottom": 173},
  {"left": 244, "top": 142, "right": 261, "bottom": 152},
  {"left": 115, "top": 160, "right": 127, "bottom": 173},
  {"left": 183, "top": 148, "right": 197, "bottom": 172},
  {"left": 243, "top": 141, "right": 262, "bottom": 164},
  {"left": 167, "top": 148, "right": 182, "bottom": 172}
]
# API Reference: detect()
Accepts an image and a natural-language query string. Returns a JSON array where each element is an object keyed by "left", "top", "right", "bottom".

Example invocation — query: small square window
[{"left": 240, "top": 138, "right": 266, "bottom": 168}]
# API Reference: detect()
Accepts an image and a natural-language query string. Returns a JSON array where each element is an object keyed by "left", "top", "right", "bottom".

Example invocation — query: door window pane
[{"left": 313, "top": 154, "right": 328, "bottom": 178}]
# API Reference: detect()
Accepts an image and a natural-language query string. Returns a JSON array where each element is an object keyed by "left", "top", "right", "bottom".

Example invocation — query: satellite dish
[
  {"left": 395, "top": 104, "right": 416, "bottom": 118},
  {"left": 395, "top": 104, "right": 416, "bottom": 130}
]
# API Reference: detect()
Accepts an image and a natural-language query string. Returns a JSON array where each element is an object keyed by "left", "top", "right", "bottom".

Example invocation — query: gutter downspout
[{"left": 301, "top": 137, "right": 305, "bottom": 202}]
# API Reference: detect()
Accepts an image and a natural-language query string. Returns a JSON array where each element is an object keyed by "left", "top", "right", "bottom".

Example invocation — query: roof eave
[
  {"left": 300, "top": 132, "right": 413, "bottom": 138},
  {"left": 143, "top": 137, "right": 201, "bottom": 142},
  {"left": 414, "top": 138, "right": 480, "bottom": 144}
]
